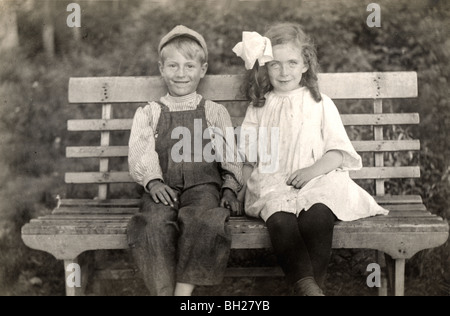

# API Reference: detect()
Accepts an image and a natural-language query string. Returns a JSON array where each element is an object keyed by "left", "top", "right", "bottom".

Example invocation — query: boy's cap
[{"left": 158, "top": 25, "right": 208, "bottom": 60}]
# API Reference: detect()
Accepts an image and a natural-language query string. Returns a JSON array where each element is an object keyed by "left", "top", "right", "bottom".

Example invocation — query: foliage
[{"left": 0, "top": 0, "right": 448, "bottom": 294}]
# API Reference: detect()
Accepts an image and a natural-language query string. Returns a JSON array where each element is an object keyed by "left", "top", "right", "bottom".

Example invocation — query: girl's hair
[
  {"left": 244, "top": 23, "right": 322, "bottom": 106},
  {"left": 160, "top": 36, "right": 207, "bottom": 64}
]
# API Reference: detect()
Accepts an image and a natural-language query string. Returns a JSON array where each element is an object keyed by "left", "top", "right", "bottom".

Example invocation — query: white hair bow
[{"left": 232, "top": 32, "right": 273, "bottom": 70}]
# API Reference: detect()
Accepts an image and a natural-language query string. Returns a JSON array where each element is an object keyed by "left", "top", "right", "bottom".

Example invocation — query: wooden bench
[{"left": 21, "top": 72, "right": 449, "bottom": 296}]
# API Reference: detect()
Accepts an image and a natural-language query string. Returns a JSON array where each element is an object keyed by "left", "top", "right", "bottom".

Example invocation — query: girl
[{"left": 233, "top": 23, "right": 389, "bottom": 296}]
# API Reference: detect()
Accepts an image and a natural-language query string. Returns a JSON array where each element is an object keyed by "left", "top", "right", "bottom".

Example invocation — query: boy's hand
[
  {"left": 147, "top": 180, "right": 177, "bottom": 207},
  {"left": 220, "top": 188, "right": 243, "bottom": 216}
]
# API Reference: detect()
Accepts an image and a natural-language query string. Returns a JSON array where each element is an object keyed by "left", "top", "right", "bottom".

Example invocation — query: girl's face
[
  {"left": 266, "top": 42, "right": 308, "bottom": 93},
  {"left": 159, "top": 46, "right": 208, "bottom": 97}
]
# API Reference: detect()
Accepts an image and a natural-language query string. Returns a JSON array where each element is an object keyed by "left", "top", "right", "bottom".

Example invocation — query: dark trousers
[
  {"left": 127, "top": 184, "right": 231, "bottom": 296},
  {"left": 266, "top": 204, "right": 337, "bottom": 287}
]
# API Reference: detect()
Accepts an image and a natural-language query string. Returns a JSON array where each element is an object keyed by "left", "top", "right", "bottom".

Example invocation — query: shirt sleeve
[
  {"left": 128, "top": 103, "right": 164, "bottom": 192},
  {"left": 205, "top": 100, "right": 243, "bottom": 195},
  {"left": 321, "top": 95, "right": 362, "bottom": 171},
  {"left": 239, "top": 103, "right": 260, "bottom": 168}
]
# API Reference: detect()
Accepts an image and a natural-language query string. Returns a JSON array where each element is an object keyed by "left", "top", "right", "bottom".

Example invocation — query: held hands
[
  {"left": 147, "top": 180, "right": 177, "bottom": 207},
  {"left": 221, "top": 188, "right": 243, "bottom": 217},
  {"left": 287, "top": 167, "right": 317, "bottom": 189}
]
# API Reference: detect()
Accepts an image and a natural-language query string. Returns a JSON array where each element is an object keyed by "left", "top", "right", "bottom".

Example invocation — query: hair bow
[{"left": 232, "top": 32, "right": 273, "bottom": 70}]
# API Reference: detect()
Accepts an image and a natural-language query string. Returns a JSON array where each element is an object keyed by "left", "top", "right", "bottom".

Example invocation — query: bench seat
[{"left": 22, "top": 196, "right": 448, "bottom": 259}]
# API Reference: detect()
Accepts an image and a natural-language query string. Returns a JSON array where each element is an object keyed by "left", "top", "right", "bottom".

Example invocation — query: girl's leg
[
  {"left": 266, "top": 212, "right": 314, "bottom": 284},
  {"left": 297, "top": 203, "right": 336, "bottom": 288}
]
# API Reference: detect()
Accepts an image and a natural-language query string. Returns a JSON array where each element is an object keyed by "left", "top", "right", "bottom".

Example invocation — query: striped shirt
[{"left": 128, "top": 92, "right": 243, "bottom": 194}]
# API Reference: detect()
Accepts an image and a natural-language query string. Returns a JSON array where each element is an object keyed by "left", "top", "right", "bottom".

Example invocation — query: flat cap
[{"left": 158, "top": 25, "right": 208, "bottom": 60}]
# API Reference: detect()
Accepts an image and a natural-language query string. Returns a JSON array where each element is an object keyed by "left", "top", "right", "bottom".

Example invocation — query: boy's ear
[{"left": 200, "top": 62, "right": 208, "bottom": 78}]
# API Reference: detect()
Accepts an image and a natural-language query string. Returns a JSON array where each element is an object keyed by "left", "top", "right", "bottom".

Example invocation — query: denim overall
[{"left": 127, "top": 98, "right": 232, "bottom": 296}]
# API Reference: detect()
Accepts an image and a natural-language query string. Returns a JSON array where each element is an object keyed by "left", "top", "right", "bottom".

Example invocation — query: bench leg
[
  {"left": 394, "top": 259, "right": 405, "bottom": 296},
  {"left": 384, "top": 254, "right": 406, "bottom": 296},
  {"left": 377, "top": 251, "right": 388, "bottom": 296}
]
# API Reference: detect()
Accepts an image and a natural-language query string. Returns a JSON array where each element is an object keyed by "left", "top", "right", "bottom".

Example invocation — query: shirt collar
[
  {"left": 162, "top": 91, "right": 198, "bottom": 105},
  {"left": 271, "top": 86, "right": 307, "bottom": 97}
]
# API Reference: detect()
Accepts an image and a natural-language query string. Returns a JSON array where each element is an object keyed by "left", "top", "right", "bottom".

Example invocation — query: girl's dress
[{"left": 241, "top": 87, "right": 389, "bottom": 222}]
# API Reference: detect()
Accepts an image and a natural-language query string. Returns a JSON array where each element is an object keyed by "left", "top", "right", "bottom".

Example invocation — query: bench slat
[
  {"left": 319, "top": 72, "right": 418, "bottom": 99},
  {"left": 67, "top": 113, "right": 419, "bottom": 132},
  {"left": 25, "top": 215, "right": 445, "bottom": 228},
  {"left": 64, "top": 167, "right": 420, "bottom": 184},
  {"left": 53, "top": 207, "right": 139, "bottom": 215},
  {"left": 351, "top": 140, "right": 420, "bottom": 152},
  {"left": 58, "top": 195, "right": 423, "bottom": 207},
  {"left": 22, "top": 217, "right": 448, "bottom": 236},
  {"left": 66, "top": 140, "right": 420, "bottom": 158},
  {"left": 373, "top": 195, "right": 422, "bottom": 204},
  {"left": 66, "top": 146, "right": 129, "bottom": 158},
  {"left": 231, "top": 113, "right": 420, "bottom": 127},
  {"left": 349, "top": 167, "right": 420, "bottom": 179},
  {"left": 68, "top": 119, "right": 132, "bottom": 131},
  {"left": 52, "top": 207, "right": 426, "bottom": 216},
  {"left": 50, "top": 204, "right": 426, "bottom": 217},
  {"left": 39, "top": 211, "right": 433, "bottom": 223},
  {"left": 60, "top": 199, "right": 142, "bottom": 207},
  {"left": 340, "top": 113, "right": 419, "bottom": 126},
  {"left": 68, "top": 72, "right": 418, "bottom": 103}
]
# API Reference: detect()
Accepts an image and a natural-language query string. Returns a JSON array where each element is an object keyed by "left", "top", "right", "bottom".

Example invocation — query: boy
[{"left": 127, "top": 25, "right": 243, "bottom": 296}]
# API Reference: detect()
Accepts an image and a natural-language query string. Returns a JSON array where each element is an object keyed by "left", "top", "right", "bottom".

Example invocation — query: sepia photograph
[{"left": 0, "top": 0, "right": 448, "bottom": 299}]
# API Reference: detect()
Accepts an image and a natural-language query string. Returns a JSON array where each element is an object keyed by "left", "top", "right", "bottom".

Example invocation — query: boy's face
[
  {"left": 266, "top": 42, "right": 308, "bottom": 93},
  {"left": 159, "top": 47, "right": 208, "bottom": 97}
]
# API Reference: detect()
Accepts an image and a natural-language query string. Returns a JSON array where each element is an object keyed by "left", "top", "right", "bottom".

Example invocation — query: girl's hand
[
  {"left": 221, "top": 189, "right": 243, "bottom": 216},
  {"left": 236, "top": 185, "right": 247, "bottom": 215},
  {"left": 287, "top": 167, "right": 317, "bottom": 189},
  {"left": 147, "top": 180, "right": 178, "bottom": 207},
  {"left": 237, "top": 185, "right": 246, "bottom": 204}
]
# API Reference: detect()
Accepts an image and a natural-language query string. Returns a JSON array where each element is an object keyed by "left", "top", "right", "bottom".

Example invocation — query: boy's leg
[
  {"left": 176, "top": 184, "right": 231, "bottom": 287},
  {"left": 297, "top": 203, "right": 336, "bottom": 288},
  {"left": 127, "top": 193, "right": 179, "bottom": 296},
  {"left": 174, "top": 283, "right": 195, "bottom": 296}
]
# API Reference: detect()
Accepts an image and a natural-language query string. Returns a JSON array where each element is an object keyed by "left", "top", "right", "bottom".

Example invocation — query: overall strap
[
  {"left": 196, "top": 97, "right": 206, "bottom": 110},
  {"left": 154, "top": 101, "right": 171, "bottom": 112},
  {"left": 155, "top": 98, "right": 206, "bottom": 111}
]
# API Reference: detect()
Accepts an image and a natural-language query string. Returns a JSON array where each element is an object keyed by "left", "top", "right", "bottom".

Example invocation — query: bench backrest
[{"left": 66, "top": 72, "right": 419, "bottom": 201}]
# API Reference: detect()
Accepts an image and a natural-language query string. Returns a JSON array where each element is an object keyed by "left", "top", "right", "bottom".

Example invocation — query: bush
[{"left": 0, "top": 0, "right": 448, "bottom": 295}]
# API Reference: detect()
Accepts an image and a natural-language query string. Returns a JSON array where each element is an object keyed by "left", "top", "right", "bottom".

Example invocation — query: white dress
[{"left": 241, "top": 87, "right": 389, "bottom": 222}]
